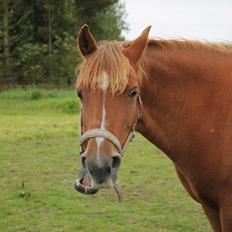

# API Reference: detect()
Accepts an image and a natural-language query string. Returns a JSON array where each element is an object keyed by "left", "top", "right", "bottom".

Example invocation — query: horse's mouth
[
  {"left": 74, "top": 171, "right": 98, "bottom": 195},
  {"left": 74, "top": 172, "right": 114, "bottom": 193},
  {"left": 74, "top": 169, "right": 123, "bottom": 201}
]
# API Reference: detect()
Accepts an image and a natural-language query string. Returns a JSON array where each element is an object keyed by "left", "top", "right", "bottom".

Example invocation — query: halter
[
  {"left": 75, "top": 95, "right": 142, "bottom": 197},
  {"left": 79, "top": 95, "right": 142, "bottom": 156}
]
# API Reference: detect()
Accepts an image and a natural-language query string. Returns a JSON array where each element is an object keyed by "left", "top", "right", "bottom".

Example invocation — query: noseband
[{"left": 79, "top": 95, "right": 142, "bottom": 156}]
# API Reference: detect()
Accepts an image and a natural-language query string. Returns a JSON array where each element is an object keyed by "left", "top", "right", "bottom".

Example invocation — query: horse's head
[{"left": 74, "top": 25, "right": 151, "bottom": 194}]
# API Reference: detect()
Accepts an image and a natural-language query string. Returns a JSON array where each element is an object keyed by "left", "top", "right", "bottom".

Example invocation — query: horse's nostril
[
  {"left": 81, "top": 155, "right": 86, "bottom": 168},
  {"left": 112, "top": 155, "right": 121, "bottom": 169},
  {"left": 105, "top": 166, "right": 111, "bottom": 174}
]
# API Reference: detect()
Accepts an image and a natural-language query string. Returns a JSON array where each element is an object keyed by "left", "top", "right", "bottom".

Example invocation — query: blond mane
[
  {"left": 76, "top": 39, "right": 232, "bottom": 93},
  {"left": 76, "top": 41, "right": 131, "bottom": 94}
]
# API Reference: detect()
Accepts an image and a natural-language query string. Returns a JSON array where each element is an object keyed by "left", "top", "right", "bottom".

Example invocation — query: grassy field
[{"left": 0, "top": 88, "right": 210, "bottom": 232}]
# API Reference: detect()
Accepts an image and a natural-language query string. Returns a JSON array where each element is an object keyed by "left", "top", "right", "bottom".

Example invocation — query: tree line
[{"left": 0, "top": 0, "right": 128, "bottom": 88}]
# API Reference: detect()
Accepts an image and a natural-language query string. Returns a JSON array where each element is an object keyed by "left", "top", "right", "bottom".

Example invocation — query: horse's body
[
  {"left": 137, "top": 40, "right": 232, "bottom": 231},
  {"left": 75, "top": 25, "right": 232, "bottom": 231}
]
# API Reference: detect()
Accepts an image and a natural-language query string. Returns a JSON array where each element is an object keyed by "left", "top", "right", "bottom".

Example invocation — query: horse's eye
[
  {"left": 128, "top": 89, "right": 137, "bottom": 98},
  {"left": 77, "top": 91, "right": 83, "bottom": 100}
]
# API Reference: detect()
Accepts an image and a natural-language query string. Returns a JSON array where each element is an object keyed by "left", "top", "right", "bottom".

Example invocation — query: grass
[{"left": 0, "top": 88, "right": 210, "bottom": 231}]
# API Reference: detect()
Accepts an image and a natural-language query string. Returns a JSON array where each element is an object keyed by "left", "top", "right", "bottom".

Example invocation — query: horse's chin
[{"left": 91, "top": 178, "right": 114, "bottom": 190}]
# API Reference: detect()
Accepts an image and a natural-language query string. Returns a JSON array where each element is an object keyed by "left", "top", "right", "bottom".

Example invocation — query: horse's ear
[
  {"left": 77, "top": 24, "right": 97, "bottom": 57},
  {"left": 123, "top": 26, "right": 151, "bottom": 66}
]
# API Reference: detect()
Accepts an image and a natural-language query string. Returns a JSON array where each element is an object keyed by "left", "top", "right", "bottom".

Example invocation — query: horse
[{"left": 74, "top": 24, "right": 232, "bottom": 231}]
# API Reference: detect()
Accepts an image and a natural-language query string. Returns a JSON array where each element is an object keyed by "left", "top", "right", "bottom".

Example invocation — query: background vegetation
[
  {"left": 0, "top": 0, "right": 128, "bottom": 88},
  {"left": 0, "top": 89, "right": 210, "bottom": 231}
]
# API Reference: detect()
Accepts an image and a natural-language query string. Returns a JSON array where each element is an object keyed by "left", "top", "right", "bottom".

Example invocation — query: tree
[
  {"left": 3, "top": 0, "right": 9, "bottom": 67},
  {"left": 75, "top": 0, "right": 128, "bottom": 41},
  {"left": 0, "top": 0, "right": 128, "bottom": 87}
]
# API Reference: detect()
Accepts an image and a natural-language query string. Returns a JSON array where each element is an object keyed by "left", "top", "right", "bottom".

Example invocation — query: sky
[{"left": 123, "top": 0, "right": 232, "bottom": 42}]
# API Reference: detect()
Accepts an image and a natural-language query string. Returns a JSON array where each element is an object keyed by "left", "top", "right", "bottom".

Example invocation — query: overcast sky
[{"left": 123, "top": 0, "right": 232, "bottom": 41}]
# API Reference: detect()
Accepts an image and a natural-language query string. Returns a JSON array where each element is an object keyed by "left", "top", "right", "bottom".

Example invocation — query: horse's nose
[
  {"left": 82, "top": 154, "right": 121, "bottom": 185},
  {"left": 88, "top": 165, "right": 111, "bottom": 184}
]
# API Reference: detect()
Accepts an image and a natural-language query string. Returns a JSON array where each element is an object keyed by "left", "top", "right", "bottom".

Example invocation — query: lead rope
[{"left": 113, "top": 184, "right": 123, "bottom": 202}]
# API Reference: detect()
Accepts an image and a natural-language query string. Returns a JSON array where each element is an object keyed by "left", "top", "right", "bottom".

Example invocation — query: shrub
[
  {"left": 54, "top": 99, "right": 79, "bottom": 113},
  {"left": 30, "top": 90, "right": 42, "bottom": 100}
]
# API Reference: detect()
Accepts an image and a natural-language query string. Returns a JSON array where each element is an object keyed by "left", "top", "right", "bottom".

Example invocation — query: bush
[
  {"left": 30, "top": 90, "right": 42, "bottom": 100},
  {"left": 53, "top": 99, "right": 79, "bottom": 113}
]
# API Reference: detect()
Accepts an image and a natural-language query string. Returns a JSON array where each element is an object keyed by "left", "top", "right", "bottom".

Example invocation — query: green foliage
[
  {"left": 0, "top": 0, "right": 128, "bottom": 88},
  {"left": 75, "top": 0, "right": 128, "bottom": 40},
  {"left": 15, "top": 43, "right": 48, "bottom": 85},
  {"left": 30, "top": 89, "right": 42, "bottom": 100},
  {"left": 53, "top": 98, "right": 79, "bottom": 114}
]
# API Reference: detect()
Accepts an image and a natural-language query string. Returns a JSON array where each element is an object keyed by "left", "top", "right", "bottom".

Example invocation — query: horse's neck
[{"left": 137, "top": 48, "right": 232, "bottom": 166}]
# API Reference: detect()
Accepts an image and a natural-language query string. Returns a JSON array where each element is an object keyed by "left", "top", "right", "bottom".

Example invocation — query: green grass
[{"left": 0, "top": 88, "right": 210, "bottom": 232}]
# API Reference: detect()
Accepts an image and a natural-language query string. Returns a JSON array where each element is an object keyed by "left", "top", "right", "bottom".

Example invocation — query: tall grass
[
  {"left": 0, "top": 88, "right": 75, "bottom": 100},
  {"left": 0, "top": 88, "right": 80, "bottom": 114}
]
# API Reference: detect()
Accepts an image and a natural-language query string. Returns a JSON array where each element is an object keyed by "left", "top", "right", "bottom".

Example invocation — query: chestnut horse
[{"left": 74, "top": 25, "right": 232, "bottom": 231}]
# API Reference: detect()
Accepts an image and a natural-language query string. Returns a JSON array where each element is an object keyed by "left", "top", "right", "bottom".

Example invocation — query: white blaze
[
  {"left": 100, "top": 71, "right": 109, "bottom": 92},
  {"left": 96, "top": 71, "right": 109, "bottom": 165}
]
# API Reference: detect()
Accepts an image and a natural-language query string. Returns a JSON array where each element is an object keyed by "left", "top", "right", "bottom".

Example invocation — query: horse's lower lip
[
  {"left": 74, "top": 175, "right": 123, "bottom": 201},
  {"left": 74, "top": 177, "right": 98, "bottom": 195}
]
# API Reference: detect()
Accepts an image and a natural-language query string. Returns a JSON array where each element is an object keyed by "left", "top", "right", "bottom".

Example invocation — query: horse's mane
[
  {"left": 76, "top": 41, "right": 131, "bottom": 94},
  {"left": 76, "top": 39, "right": 232, "bottom": 93},
  {"left": 147, "top": 39, "right": 232, "bottom": 54}
]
